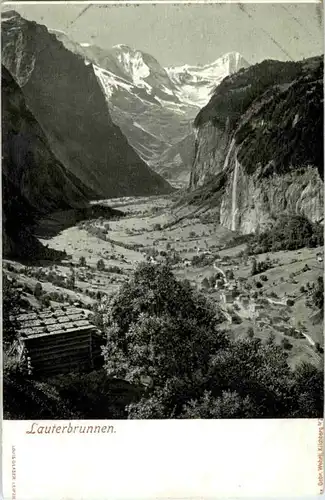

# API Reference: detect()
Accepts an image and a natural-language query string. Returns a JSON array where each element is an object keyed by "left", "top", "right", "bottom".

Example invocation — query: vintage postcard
[{"left": 1, "top": 1, "right": 324, "bottom": 499}]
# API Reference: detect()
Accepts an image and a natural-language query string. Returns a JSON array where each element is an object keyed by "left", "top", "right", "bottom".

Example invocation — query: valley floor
[{"left": 4, "top": 194, "right": 324, "bottom": 370}]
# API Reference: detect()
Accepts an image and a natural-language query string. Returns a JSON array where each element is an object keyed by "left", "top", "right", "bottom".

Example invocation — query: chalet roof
[{"left": 11, "top": 306, "right": 98, "bottom": 340}]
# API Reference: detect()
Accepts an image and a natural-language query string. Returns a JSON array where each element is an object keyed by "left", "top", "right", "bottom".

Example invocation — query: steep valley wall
[{"left": 190, "top": 56, "right": 324, "bottom": 234}]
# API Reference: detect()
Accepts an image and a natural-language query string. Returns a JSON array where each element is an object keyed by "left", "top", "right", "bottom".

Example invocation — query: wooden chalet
[{"left": 12, "top": 307, "right": 104, "bottom": 377}]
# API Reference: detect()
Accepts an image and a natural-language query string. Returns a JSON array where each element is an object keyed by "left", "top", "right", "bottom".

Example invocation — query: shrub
[
  {"left": 3, "top": 275, "right": 20, "bottom": 346},
  {"left": 106, "top": 266, "right": 123, "bottom": 274},
  {"left": 97, "top": 259, "right": 105, "bottom": 272},
  {"left": 281, "top": 338, "right": 292, "bottom": 350},
  {"left": 181, "top": 390, "right": 258, "bottom": 419},
  {"left": 191, "top": 254, "right": 213, "bottom": 267},
  {"left": 79, "top": 256, "right": 87, "bottom": 267},
  {"left": 312, "top": 277, "right": 324, "bottom": 310},
  {"left": 314, "top": 342, "right": 323, "bottom": 353},
  {"left": 33, "top": 282, "right": 43, "bottom": 298},
  {"left": 225, "top": 269, "right": 234, "bottom": 280},
  {"left": 247, "top": 327, "right": 254, "bottom": 339},
  {"left": 40, "top": 295, "right": 51, "bottom": 307}
]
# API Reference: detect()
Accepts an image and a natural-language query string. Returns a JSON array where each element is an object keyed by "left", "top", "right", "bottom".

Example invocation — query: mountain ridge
[
  {"left": 2, "top": 10, "right": 172, "bottom": 198},
  {"left": 2, "top": 64, "right": 97, "bottom": 258},
  {"left": 47, "top": 27, "right": 248, "bottom": 186},
  {"left": 190, "top": 55, "right": 324, "bottom": 234}
]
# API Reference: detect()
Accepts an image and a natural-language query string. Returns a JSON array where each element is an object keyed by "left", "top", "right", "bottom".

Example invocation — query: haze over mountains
[
  {"left": 51, "top": 29, "right": 249, "bottom": 186},
  {"left": 2, "top": 10, "right": 171, "bottom": 198},
  {"left": 1, "top": 10, "right": 323, "bottom": 257}
]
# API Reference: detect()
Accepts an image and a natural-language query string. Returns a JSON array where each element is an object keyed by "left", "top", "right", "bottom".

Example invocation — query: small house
[
  {"left": 12, "top": 306, "right": 104, "bottom": 377},
  {"left": 201, "top": 277, "right": 210, "bottom": 289}
]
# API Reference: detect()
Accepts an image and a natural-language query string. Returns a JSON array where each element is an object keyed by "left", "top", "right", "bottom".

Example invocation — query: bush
[
  {"left": 181, "top": 390, "right": 258, "bottom": 419},
  {"left": 99, "top": 262, "right": 324, "bottom": 419},
  {"left": 247, "top": 327, "right": 254, "bottom": 339},
  {"left": 312, "top": 277, "right": 324, "bottom": 310},
  {"left": 314, "top": 342, "right": 323, "bottom": 353},
  {"left": 40, "top": 295, "right": 51, "bottom": 308},
  {"left": 251, "top": 258, "right": 272, "bottom": 276},
  {"left": 97, "top": 259, "right": 105, "bottom": 272},
  {"left": 225, "top": 269, "right": 234, "bottom": 280},
  {"left": 192, "top": 254, "right": 213, "bottom": 267},
  {"left": 3, "top": 275, "right": 20, "bottom": 346},
  {"left": 281, "top": 338, "right": 292, "bottom": 350},
  {"left": 34, "top": 282, "right": 43, "bottom": 298},
  {"left": 248, "top": 215, "right": 324, "bottom": 255},
  {"left": 79, "top": 256, "right": 87, "bottom": 267},
  {"left": 106, "top": 266, "right": 123, "bottom": 274}
]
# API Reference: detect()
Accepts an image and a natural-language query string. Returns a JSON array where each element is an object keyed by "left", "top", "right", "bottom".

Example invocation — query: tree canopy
[{"left": 101, "top": 262, "right": 323, "bottom": 419}]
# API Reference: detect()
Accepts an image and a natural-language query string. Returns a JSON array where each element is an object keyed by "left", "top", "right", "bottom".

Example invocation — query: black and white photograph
[{"left": 2, "top": 2, "right": 324, "bottom": 421}]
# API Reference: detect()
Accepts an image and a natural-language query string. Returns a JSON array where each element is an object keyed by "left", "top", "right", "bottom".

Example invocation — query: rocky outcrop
[
  {"left": 2, "top": 64, "right": 97, "bottom": 257},
  {"left": 220, "top": 164, "right": 323, "bottom": 234},
  {"left": 2, "top": 65, "right": 94, "bottom": 212},
  {"left": 190, "top": 123, "right": 231, "bottom": 188},
  {"left": 1, "top": 11, "right": 172, "bottom": 198},
  {"left": 190, "top": 56, "right": 324, "bottom": 233}
]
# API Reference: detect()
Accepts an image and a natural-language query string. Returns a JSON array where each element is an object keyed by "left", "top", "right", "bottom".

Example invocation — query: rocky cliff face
[
  {"left": 219, "top": 164, "right": 323, "bottom": 234},
  {"left": 1, "top": 11, "right": 172, "bottom": 198},
  {"left": 190, "top": 56, "right": 324, "bottom": 233},
  {"left": 2, "top": 65, "right": 94, "bottom": 212},
  {"left": 2, "top": 65, "right": 95, "bottom": 256}
]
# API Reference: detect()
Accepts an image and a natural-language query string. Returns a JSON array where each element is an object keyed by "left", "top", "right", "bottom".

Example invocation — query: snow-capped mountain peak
[
  {"left": 114, "top": 46, "right": 151, "bottom": 84},
  {"left": 166, "top": 51, "right": 249, "bottom": 107}
]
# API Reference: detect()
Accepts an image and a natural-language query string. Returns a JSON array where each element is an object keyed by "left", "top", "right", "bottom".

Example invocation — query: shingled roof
[{"left": 12, "top": 306, "right": 98, "bottom": 340}]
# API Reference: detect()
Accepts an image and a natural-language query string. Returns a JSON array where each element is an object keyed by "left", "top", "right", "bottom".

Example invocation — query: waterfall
[
  {"left": 231, "top": 157, "right": 239, "bottom": 231},
  {"left": 222, "top": 138, "right": 236, "bottom": 170}
]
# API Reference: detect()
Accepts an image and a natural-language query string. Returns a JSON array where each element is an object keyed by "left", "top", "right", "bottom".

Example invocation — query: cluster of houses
[{"left": 198, "top": 259, "right": 265, "bottom": 319}]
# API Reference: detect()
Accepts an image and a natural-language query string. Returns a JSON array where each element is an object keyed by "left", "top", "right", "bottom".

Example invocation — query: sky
[{"left": 2, "top": 2, "right": 324, "bottom": 66}]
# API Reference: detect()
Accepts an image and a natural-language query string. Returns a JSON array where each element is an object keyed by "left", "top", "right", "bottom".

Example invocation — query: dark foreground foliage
[
  {"left": 3, "top": 364, "right": 139, "bottom": 420},
  {"left": 3, "top": 263, "right": 323, "bottom": 419},
  {"left": 102, "top": 263, "right": 323, "bottom": 419}
]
